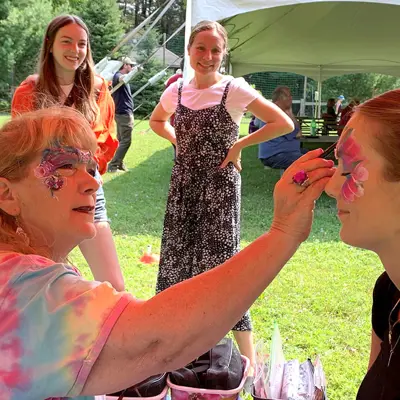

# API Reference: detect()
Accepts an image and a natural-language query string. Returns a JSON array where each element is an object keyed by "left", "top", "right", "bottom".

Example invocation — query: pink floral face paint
[
  {"left": 335, "top": 127, "right": 369, "bottom": 203},
  {"left": 34, "top": 146, "right": 96, "bottom": 196}
]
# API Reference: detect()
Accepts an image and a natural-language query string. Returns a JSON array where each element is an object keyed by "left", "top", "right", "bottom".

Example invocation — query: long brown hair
[{"left": 35, "top": 15, "right": 99, "bottom": 124}]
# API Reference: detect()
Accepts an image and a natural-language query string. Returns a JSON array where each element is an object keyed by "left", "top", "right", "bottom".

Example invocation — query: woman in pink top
[{"left": 150, "top": 20, "right": 294, "bottom": 368}]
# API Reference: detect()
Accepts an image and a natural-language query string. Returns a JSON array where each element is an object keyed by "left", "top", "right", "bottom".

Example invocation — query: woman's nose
[
  {"left": 78, "top": 168, "right": 100, "bottom": 195},
  {"left": 325, "top": 168, "right": 343, "bottom": 199},
  {"left": 203, "top": 50, "right": 212, "bottom": 60}
]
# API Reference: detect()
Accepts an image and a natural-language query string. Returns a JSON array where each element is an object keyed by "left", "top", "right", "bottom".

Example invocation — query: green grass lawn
[
  {"left": 1, "top": 116, "right": 383, "bottom": 399},
  {"left": 0, "top": 115, "right": 10, "bottom": 126}
]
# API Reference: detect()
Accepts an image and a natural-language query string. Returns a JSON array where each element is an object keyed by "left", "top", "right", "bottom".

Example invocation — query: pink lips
[
  {"left": 73, "top": 206, "right": 94, "bottom": 214},
  {"left": 337, "top": 209, "right": 350, "bottom": 217}
]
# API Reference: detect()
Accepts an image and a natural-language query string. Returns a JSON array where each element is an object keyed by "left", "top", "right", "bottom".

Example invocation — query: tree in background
[
  {"left": 0, "top": 0, "right": 53, "bottom": 110},
  {"left": 74, "top": 0, "right": 125, "bottom": 63},
  {"left": 129, "top": 28, "right": 166, "bottom": 118},
  {"left": 119, "top": 0, "right": 185, "bottom": 38},
  {"left": 322, "top": 73, "right": 400, "bottom": 102}
]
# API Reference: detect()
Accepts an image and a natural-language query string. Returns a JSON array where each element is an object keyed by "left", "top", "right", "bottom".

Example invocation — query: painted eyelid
[
  {"left": 336, "top": 161, "right": 350, "bottom": 177},
  {"left": 57, "top": 163, "right": 75, "bottom": 169}
]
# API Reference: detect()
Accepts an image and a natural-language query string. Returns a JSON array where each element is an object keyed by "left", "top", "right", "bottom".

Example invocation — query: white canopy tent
[{"left": 184, "top": 0, "right": 400, "bottom": 114}]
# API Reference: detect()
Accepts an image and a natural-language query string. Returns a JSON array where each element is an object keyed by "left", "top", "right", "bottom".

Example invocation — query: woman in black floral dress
[{"left": 150, "top": 20, "right": 294, "bottom": 367}]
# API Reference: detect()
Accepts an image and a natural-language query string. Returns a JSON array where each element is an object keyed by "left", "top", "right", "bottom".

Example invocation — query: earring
[{"left": 15, "top": 219, "right": 30, "bottom": 246}]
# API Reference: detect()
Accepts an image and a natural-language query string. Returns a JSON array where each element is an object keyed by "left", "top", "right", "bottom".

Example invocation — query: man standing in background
[
  {"left": 335, "top": 94, "right": 345, "bottom": 117},
  {"left": 107, "top": 57, "right": 136, "bottom": 173}
]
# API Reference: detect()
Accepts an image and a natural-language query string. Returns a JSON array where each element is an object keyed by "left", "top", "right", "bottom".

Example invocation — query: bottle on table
[{"left": 310, "top": 119, "right": 317, "bottom": 136}]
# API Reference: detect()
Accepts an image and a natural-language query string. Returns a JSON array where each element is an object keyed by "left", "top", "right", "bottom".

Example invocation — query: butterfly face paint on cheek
[
  {"left": 336, "top": 127, "right": 369, "bottom": 203},
  {"left": 34, "top": 146, "right": 96, "bottom": 196}
]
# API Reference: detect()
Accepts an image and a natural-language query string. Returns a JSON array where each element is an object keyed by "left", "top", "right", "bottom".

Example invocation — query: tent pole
[
  {"left": 183, "top": 0, "right": 194, "bottom": 82},
  {"left": 300, "top": 76, "right": 307, "bottom": 116},
  {"left": 317, "top": 66, "right": 322, "bottom": 118}
]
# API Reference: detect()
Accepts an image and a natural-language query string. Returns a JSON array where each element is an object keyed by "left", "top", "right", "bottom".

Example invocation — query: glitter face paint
[
  {"left": 336, "top": 127, "right": 369, "bottom": 203},
  {"left": 34, "top": 146, "right": 96, "bottom": 196}
]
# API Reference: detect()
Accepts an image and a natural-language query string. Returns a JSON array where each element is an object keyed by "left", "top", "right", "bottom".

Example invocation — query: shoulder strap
[
  {"left": 177, "top": 79, "right": 184, "bottom": 105},
  {"left": 221, "top": 79, "right": 233, "bottom": 106}
]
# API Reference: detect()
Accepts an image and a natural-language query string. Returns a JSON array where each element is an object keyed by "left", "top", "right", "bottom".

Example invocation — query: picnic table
[
  {"left": 297, "top": 117, "right": 340, "bottom": 151},
  {"left": 297, "top": 117, "right": 344, "bottom": 135},
  {"left": 300, "top": 135, "right": 337, "bottom": 154}
]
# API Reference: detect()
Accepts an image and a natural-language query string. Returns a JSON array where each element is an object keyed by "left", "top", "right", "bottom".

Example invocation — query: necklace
[{"left": 388, "top": 298, "right": 400, "bottom": 367}]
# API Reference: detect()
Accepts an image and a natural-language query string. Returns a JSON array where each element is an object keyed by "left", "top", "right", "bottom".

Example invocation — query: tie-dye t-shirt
[{"left": 0, "top": 252, "right": 133, "bottom": 399}]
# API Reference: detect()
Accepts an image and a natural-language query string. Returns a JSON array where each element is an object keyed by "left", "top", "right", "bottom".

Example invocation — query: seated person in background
[
  {"left": 322, "top": 98, "right": 338, "bottom": 134},
  {"left": 337, "top": 98, "right": 360, "bottom": 135},
  {"left": 248, "top": 115, "right": 258, "bottom": 134},
  {"left": 257, "top": 86, "right": 307, "bottom": 170}
]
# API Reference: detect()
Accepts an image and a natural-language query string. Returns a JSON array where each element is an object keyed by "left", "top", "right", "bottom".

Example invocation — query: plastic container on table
[
  {"left": 106, "top": 381, "right": 169, "bottom": 400},
  {"left": 167, "top": 355, "right": 250, "bottom": 400}
]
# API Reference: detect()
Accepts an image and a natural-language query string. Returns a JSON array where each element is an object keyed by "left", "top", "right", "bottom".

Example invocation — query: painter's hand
[{"left": 272, "top": 149, "right": 335, "bottom": 243}]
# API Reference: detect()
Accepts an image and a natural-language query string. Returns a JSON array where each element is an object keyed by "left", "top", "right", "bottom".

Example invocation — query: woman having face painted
[
  {"left": 149, "top": 20, "right": 294, "bottom": 368},
  {"left": 0, "top": 107, "right": 333, "bottom": 398},
  {"left": 11, "top": 15, "right": 124, "bottom": 291},
  {"left": 325, "top": 89, "right": 400, "bottom": 399}
]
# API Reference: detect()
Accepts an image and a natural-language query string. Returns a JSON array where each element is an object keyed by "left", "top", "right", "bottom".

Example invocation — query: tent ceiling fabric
[{"left": 191, "top": 0, "right": 400, "bottom": 80}]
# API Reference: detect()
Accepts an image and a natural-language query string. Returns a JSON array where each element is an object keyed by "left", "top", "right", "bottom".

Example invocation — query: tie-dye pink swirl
[{"left": 0, "top": 252, "right": 132, "bottom": 399}]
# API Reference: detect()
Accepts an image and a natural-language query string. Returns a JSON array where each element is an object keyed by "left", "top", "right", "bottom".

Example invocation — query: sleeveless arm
[
  {"left": 160, "top": 81, "right": 179, "bottom": 114},
  {"left": 149, "top": 82, "right": 179, "bottom": 145}
]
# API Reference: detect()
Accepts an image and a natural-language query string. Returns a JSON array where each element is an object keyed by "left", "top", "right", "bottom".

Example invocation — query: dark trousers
[
  {"left": 260, "top": 148, "right": 308, "bottom": 170},
  {"left": 109, "top": 113, "right": 133, "bottom": 168}
]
